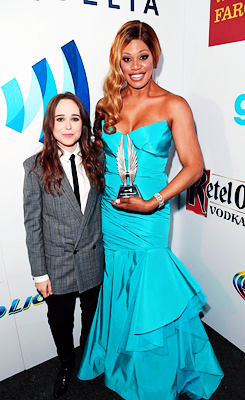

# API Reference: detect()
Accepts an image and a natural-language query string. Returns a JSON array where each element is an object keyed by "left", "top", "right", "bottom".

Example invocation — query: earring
[{"left": 90, "top": 133, "right": 95, "bottom": 143}]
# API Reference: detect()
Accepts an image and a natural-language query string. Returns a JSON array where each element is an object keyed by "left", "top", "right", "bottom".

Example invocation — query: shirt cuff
[{"left": 33, "top": 274, "right": 49, "bottom": 283}]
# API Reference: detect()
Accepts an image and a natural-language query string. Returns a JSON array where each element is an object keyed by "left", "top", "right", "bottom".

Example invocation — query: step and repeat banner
[
  {"left": 0, "top": 0, "right": 185, "bottom": 380},
  {"left": 173, "top": 0, "right": 245, "bottom": 353},
  {"left": 1, "top": 0, "right": 244, "bottom": 382}
]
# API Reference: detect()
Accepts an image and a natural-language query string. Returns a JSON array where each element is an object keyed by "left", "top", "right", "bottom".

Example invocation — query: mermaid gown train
[{"left": 78, "top": 121, "right": 223, "bottom": 400}]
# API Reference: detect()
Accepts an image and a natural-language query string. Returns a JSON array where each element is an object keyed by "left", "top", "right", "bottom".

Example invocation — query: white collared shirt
[{"left": 34, "top": 144, "right": 90, "bottom": 284}]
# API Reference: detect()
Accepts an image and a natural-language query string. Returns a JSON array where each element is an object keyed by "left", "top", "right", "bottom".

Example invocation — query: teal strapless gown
[{"left": 78, "top": 121, "right": 223, "bottom": 400}]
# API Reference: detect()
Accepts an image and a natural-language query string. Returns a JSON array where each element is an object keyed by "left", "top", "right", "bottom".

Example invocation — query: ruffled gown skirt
[{"left": 78, "top": 246, "right": 223, "bottom": 400}]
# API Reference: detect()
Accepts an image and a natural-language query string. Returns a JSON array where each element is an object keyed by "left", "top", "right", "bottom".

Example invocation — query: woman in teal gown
[{"left": 78, "top": 21, "right": 223, "bottom": 400}]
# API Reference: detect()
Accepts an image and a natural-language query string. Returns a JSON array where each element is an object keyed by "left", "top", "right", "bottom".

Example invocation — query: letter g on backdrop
[
  {"left": 234, "top": 93, "right": 245, "bottom": 125},
  {"left": 1, "top": 40, "right": 90, "bottom": 142}
]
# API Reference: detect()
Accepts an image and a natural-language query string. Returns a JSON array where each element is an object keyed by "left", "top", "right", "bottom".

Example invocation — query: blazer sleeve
[
  {"left": 99, "top": 146, "right": 106, "bottom": 173},
  {"left": 23, "top": 158, "right": 47, "bottom": 277}
]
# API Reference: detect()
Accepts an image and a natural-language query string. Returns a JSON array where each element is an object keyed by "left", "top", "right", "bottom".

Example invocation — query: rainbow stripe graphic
[
  {"left": 233, "top": 271, "right": 245, "bottom": 300},
  {"left": 1, "top": 40, "right": 90, "bottom": 143}
]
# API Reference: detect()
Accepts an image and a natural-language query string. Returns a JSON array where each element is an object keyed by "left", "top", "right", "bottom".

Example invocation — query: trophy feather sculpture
[
  {"left": 117, "top": 135, "right": 127, "bottom": 186},
  {"left": 116, "top": 135, "right": 141, "bottom": 198},
  {"left": 127, "top": 135, "right": 137, "bottom": 186}
]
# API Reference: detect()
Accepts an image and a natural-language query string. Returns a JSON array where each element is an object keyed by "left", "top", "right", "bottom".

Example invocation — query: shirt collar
[{"left": 59, "top": 144, "right": 81, "bottom": 163}]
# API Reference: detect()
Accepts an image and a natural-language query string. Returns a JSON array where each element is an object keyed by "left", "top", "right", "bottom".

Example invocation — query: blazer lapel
[
  {"left": 62, "top": 173, "right": 83, "bottom": 221},
  {"left": 74, "top": 180, "right": 99, "bottom": 247}
]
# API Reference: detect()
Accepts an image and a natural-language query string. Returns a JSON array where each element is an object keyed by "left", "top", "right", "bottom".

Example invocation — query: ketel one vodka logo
[
  {"left": 186, "top": 170, "right": 210, "bottom": 217},
  {"left": 186, "top": 170, "right": 245, "bottom": 227}
]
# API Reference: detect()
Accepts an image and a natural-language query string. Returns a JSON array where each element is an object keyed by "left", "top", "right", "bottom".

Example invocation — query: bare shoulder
[
  {"left": 151, "top": 84, "right": 191, "bottom": 110},
  {"left": 164, "top": 92, "right": 192, "bottom": 116}
]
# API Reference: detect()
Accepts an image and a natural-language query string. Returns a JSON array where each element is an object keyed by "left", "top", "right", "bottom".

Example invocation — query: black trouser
[{"left": 46, "top": 284, "right": 100, "bottom": 366}]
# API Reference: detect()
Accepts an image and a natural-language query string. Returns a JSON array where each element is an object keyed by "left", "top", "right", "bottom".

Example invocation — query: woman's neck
[{"left": 124, "top": 78, "right": 155, "bottom": 98}]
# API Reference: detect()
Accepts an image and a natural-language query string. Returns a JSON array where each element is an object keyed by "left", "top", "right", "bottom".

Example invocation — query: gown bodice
[
  {"left": 101, "top": 120, "right": 174, "bottom": 252},
  {"left": 102, "top": 120, "right": 173, "bottom": 201}
]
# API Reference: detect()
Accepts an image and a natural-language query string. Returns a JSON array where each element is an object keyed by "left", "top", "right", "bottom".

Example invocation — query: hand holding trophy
[{"left": 116, "top": 135, "right": 141, "bottom": 199}]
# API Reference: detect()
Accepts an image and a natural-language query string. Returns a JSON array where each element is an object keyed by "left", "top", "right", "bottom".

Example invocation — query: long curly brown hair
[
  {"left": 33, "top": 92, "right": 104, "bottom": 195},
  {"left": 95, "top": 20, "right": 161, "bottom": 136}
]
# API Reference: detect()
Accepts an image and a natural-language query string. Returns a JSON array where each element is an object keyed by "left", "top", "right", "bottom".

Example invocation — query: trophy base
[{"left": 116, "top": 185, "right": 142, "bottom": 199}]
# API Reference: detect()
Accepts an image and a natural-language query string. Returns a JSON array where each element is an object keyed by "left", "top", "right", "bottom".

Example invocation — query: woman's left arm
[{"left": 113, "top": 96, "right": 203, "bottom": 212}]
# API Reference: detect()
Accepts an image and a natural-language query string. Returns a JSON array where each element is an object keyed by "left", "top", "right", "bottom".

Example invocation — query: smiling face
[
  {"left": 53, "top": 99, "right": 82, "bottom": 152},
  {"left": 120, "top": 39, "right": 154, "bottom": 89}
]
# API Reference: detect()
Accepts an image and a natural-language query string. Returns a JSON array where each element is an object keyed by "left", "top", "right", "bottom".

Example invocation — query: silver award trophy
[{"left": 116, "top": 135, "right": 141, "bottom": 199}]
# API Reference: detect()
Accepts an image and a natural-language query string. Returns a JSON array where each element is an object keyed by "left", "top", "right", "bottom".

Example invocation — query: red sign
[
  {"left": 186, "top": 170, "right": 210, "bottom": 217},
  {"left": 209, "top": 0, "right": 245, "bottom": 46}
]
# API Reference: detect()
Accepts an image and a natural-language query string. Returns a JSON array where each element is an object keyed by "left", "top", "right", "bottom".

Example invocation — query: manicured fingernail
[{"left": 114, "top": 199, "right": 120, "bottom": 204}]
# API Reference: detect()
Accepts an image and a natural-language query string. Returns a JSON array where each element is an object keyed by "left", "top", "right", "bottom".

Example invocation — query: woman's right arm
[{"left": 23, "top": 159, "right": 52, "bottom": 298}]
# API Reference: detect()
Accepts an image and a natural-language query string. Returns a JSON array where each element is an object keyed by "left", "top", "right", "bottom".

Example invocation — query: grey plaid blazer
[{"left": 23, "top": 154, "right": 104, "bottom": 295}]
